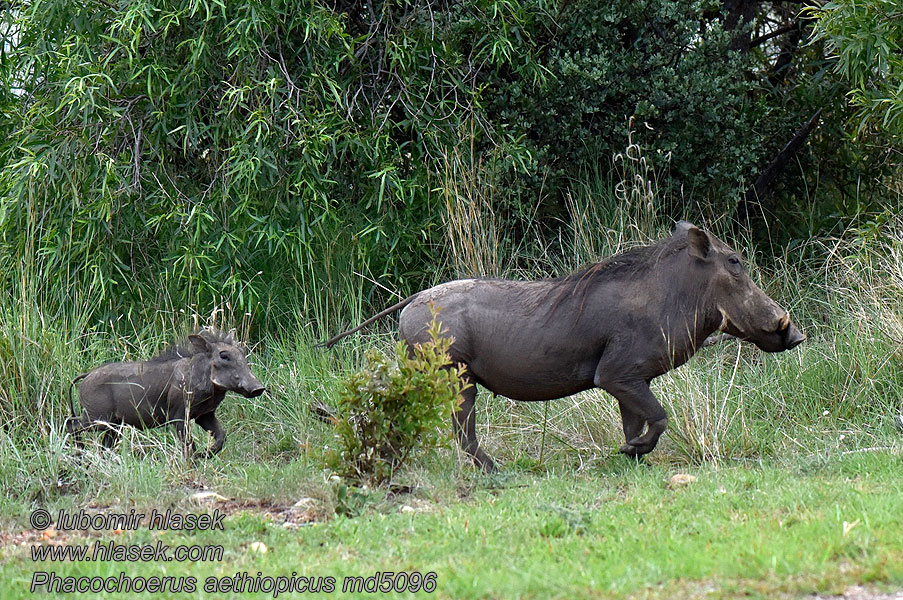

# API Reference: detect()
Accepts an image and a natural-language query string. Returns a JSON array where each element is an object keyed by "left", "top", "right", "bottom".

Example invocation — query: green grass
[
  {"left": 3, "top": 251, "right": 903, "bottom": 599},
  {"left": 3, "top": 164, "right": 903, "bottom": 598},
  {"left": 3, "top": 452, "right": 903, "bottom": 599}
]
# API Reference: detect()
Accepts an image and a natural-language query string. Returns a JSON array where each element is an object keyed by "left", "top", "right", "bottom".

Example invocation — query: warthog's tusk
[
  {"left": 718, "top": 307, "right": 729, "bottom": 332},
  {"left": 779, "top": 313, "right": 791, "bottom": 331}
]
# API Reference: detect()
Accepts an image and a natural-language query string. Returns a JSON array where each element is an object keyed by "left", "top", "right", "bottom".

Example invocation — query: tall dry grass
[
  {"left": 440, "top": 127, "right": 903, "bottom": 466},
  {"left": 440, "top": 146, "right": 505, "bottom": 279}
]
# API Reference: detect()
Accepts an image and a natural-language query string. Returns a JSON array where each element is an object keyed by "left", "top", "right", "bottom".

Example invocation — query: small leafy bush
[{"left": 332, "top": 310, "right": 467, "bottom": 485}]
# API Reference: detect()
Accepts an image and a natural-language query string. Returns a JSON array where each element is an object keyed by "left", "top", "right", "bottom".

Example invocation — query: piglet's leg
[
  {"left": 194, "top": 413, "right": 225, "bottom": 458},
  {"left": 170, "top": 418, "right": 195, "bottom": 457},
  {"left": 167, "top": 385, "right": 195, "bottom": 458}
]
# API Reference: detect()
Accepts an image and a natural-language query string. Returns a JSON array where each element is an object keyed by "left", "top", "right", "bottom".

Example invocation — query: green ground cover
[{"left": 3, "top": 451, "right": 903, "bottom": 599}]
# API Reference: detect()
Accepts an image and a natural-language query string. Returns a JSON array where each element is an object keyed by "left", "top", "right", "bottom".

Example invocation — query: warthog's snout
[
  {"left": 774, "top": 312, "right": 805, "bottom": 350},
  {"left": 748, "top": 311, "right": 806, "bottom": 353},
  {"left": 781, "top": 321, "right": 806, "bottom": 350}
]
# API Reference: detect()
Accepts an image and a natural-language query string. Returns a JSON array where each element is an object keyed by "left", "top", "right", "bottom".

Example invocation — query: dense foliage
[
  {"left": 810, "top": 0, "right": 903, "bottom": 138},
  {"left": 489, "top": 1, "right": 764, "bottom": 210},
  {"left": 0, "top": 1, "right": 897, "bottom": 327},
  {"left": 0, "top": 0, "right": 546, "bottom": 321}
]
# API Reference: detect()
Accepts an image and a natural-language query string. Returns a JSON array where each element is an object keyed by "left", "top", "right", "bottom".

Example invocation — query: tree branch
[
  {"left": 734, "top": 108, "right": 823, "bottom": 231},
  {"left": 749, "top": 22, "right": 799, "bottom": 48}
]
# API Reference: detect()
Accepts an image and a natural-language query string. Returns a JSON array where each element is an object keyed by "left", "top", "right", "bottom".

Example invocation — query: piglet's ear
[
  {"left": 188, "top": 334, "right": 210, "bottom": 353},
  {"left": 687, "top": 226, "right": 711, "bottom": 260}
]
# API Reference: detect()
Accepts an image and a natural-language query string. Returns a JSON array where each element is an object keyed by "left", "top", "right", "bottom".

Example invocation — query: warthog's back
[{"left": 399, "top": 277, "right": 639, "bottom": 401}]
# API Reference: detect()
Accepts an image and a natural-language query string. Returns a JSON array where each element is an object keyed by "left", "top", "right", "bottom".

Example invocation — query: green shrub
[{"left": 332, "top": 309, "right": 467, "bottom": 485}]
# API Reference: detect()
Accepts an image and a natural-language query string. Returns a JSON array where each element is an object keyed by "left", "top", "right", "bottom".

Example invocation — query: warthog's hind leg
[
  {"left": 65, "top": 415, "right": 88, "bottom": 449},
  {"left": 101, "top": 426, "right": 121, "bottom": 450},
  {"left": 66, "top": 415, "right": 121, "bottom": 451},
  {"left": 454, "top": 377, "right": 496, "bottom": 473}
]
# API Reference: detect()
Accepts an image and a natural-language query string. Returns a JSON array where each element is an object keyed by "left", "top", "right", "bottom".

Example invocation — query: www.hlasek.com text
[
  {"left": 31, "top": 571, "right": 438, "bottom": 596},
  {"left": 32, "top": 540, "right": 224, "bottom": 563}
]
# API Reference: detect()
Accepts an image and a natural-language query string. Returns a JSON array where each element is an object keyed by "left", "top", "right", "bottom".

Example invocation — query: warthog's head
[
  {"left": 676, "top": 221, "right": 805, "bottom": 353},
  {"left": 189, "top": 331, "right": 266, "bottom": 397}
]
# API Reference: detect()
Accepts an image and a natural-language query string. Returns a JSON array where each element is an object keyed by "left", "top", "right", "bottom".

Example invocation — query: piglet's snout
[{"left": 242, "top": 377, "right": 266, "bottom": 398}]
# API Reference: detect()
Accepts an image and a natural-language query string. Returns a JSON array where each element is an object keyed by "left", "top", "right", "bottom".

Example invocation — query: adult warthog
[
  {"left": 67, "top": 329, "right": 265, "bottom": 457},
  {"left": 324, "top": 222, "right": 804, "bottom": 471}
]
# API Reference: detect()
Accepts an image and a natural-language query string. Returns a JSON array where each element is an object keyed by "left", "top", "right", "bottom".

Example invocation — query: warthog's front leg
[
  {"left": 195, "top": 413, "right": 225, "bottom": 458},
  {"left": 594, "top": 348, "right": 668, "bottom": 457},
  {"left": 602, "top": 380, "right": 667, "bottom": 457},
  {"left": 453, "top": 379, "right": 496, "bottom": 473},
  {"left": 617, "top": 399, "right": 647, "bottom": 457}
]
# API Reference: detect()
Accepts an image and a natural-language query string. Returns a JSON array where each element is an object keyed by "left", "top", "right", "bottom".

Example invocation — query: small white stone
[
  {"left": 249, "top": 542, "right": 268, "bottom": 553},
  {"left": 292, "top": 497, "right": 315, "bottom": 510},
  {"left": 190, "top": 491, "right": 228, "bottom": 503},
  {"left": 668, "top": 474, "right": 697, "bottom": 489}
]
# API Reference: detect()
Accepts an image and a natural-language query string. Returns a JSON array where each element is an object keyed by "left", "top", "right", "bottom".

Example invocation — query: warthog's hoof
[
  {"left": 470, "top": 448, "right": 497, "bottom": 473},
  {"left": 619, "top": 443, "right": 639, "bottom": 457}
]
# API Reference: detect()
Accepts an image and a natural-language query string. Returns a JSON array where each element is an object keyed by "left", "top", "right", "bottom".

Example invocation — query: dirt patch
[
  {"left": 204, "top": 497, "right": 329, "bottom": 528},
  {"left": 1, "top": 494, "right": 330, "bottom": 554},
  {"left": 811, "top": 586, "right": 903, "bottom": 600}
]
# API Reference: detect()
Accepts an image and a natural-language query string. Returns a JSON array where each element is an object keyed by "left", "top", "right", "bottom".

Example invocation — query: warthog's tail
[
  {"left": 309, "top": 401, "right": 338, "bottom": 424},
  {"left": 319, "top": 294, "right": 419, "bottom": 349},
  {"left": 67, "top": 373, "right": 89, "bottom": 418}
]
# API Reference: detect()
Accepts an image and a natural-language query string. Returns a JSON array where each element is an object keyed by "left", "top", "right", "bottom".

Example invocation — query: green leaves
[
  {"left": 332, "top": 308, "right": 467, "bottom": 484},
  {"left": 1, "top": 0, "right": 887, "bottom": 328},
  {"left": 487, "top": 0, "right": 767, "bottom": 211},
  {"left": 808, "top": 0, "right": 903, "bottom": 137},
  {"left": 0, "top": 1, "right": 545, "bottom": 322}
]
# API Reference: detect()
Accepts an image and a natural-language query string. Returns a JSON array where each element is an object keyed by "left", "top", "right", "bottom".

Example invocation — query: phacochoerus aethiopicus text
[
  {"left": 323, "top": 222, "right": 805, "bottom": 472},
  {"left": 67, "top": 329, "right": 265, "bottom": 457}
]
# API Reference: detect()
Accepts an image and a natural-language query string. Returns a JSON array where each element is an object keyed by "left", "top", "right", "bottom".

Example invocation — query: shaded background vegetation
[
  {"left": 1, "top": 0, "right": 899, "bottom": 324},
  {"left": 0, "top": 0, "right": 901, "bottom": 440}
]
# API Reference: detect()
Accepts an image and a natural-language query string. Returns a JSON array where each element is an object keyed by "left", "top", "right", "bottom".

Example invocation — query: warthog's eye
[
  {"left": 728, "top": 256, "right": 741, "bottom": 266},
  {"left": 219, "top": 352, "right": 231, "bottom": 361}
]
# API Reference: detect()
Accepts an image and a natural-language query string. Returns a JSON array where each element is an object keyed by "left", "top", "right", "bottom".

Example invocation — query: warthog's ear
[
  {"left": 224, "top": 328, "right": 236, "bottom": 345},
  {"left": 687, "top": 226, "right": 711, "bottom": 260},
  {"left": 188, "top": 335, "right": 210, "bottom": 353},
  {"left": 673, "top": 220, "right": 695, "bottom": 236}
]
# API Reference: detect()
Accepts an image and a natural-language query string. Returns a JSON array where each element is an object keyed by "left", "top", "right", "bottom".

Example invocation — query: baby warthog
[{"left": 66, "top": 329, "right": 265, "bottom": 457}]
